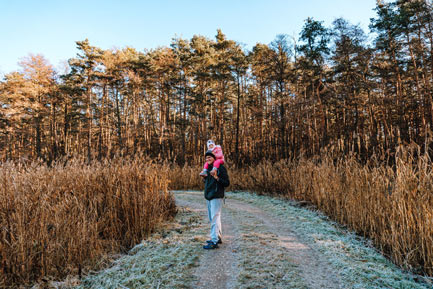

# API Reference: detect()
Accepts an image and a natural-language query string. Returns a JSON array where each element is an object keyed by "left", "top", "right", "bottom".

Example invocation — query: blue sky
[{"left": 0, "top": 0, "right": 377, "bottom": 75}]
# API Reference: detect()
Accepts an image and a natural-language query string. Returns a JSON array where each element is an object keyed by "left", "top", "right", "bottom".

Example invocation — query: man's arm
[{"left": 215, "top": 166, "right": 230, "bottom": 187}]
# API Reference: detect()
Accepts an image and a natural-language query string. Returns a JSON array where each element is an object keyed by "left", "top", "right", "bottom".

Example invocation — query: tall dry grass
[
  {"left": 0, "top": 157, "right": 176, "bottom": 287},
  {"left": 169, "top": 147, "right": 433, "bottom": 276},
  {"left": 4, "top": 146, "right": 433, "bottom": 286},
  {"left": 235, "top": 150, "right": 433, "bottom": 275},
  {"left": 168, "top": 163, "right": 204, "bottom": 191}
]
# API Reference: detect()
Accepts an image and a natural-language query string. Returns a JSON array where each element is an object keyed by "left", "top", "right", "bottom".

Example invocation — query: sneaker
[
  {"left": 199, "top": 170, "right": 208, "bottom": 177},
  {"left": 206, "top": 238, "right": 222, "bottom": 244},
  {"left": 203, "top": 242, "right": 218, "bottom": 249}
]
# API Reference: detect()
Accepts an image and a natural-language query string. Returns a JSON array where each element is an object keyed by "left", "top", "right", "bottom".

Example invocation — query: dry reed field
[
  {"left": 3, "top": 145, "right": 433, "bottom": 287},
  {"left": 232, "top": 151, "right": 433, "bottom": 276},
  {"left": 0, "top": 157, "right": 176, "bottom": 287},
  {"left": 169, "top": 147, "right": 433, "bottom": 277}
]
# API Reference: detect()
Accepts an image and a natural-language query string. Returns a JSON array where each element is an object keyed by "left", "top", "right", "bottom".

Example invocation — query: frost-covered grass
[
  {"left": 71, "top": 207, "right": 207, "bottom": 289},
  {"left": 228, "top": 191, "right": 432, "bottom": 289}
]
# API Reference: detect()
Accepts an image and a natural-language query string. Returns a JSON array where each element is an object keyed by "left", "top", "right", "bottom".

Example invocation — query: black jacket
[{"left": 204, "top": 164, "right": 230, "bottom": 200}]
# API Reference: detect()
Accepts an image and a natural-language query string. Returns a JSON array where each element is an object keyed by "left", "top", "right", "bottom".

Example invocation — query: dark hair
[{"left": 205, "top": 150, "right": 216, "bottom": 159}]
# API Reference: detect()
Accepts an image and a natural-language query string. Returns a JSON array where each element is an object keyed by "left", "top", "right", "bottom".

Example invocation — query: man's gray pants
[{"left": 207, "top": 198, "right": 223, "bottom": 243}]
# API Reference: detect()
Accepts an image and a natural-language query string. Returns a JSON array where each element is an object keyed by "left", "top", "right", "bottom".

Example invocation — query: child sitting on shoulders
[{"left": 200, "top": 139, "right": 225, "bottom": 177}]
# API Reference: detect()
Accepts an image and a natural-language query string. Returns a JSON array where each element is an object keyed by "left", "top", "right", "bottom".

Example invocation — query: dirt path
[
  {"left": 175, "top": 191, "right": 343, "bottom": 289},
  {"left": 74, "top": 191, "right": 430, "bottom": 289},
  {"left": 176, "top": 195, "right": 240, "bottom": 289}
]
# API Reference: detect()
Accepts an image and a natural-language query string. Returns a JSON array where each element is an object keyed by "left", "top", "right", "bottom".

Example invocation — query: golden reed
[
  {"left": 3, "top": 145, "right": 433, "bottom": 287},
  {"left": 0, "top": 156, "right": 176, "bottom": 287}
]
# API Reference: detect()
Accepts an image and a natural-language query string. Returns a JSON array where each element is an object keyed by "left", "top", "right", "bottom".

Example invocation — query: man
[{"left": 202, "top": 150, "right": 230, "bottom": 250}]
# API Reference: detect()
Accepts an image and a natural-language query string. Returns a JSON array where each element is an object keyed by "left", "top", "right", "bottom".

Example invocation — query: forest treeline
[{"left": 1, "top": 0, "right": 433, "bottom": 165}]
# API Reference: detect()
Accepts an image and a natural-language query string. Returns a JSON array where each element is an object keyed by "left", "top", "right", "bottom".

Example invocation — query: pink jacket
[{"left": 211, "top": 145, "right": 224, "bottom": 161}]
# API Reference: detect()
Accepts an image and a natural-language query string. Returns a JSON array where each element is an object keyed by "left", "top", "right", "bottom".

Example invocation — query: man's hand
[
  {"left": 210, "top": 169, "right": 217, "bottom": 177},
  {"left": 210, "top": 169, "right": 218, "bottom": 180}
]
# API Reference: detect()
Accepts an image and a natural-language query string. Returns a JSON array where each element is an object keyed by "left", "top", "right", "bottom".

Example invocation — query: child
[{"left": 200, "top": 140, "right": 225, "bottom": 177}]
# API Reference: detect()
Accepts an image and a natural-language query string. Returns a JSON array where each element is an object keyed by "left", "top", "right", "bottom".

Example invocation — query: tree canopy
[{"left": 1, "top": 0, "right": 433, "bottom": 165}]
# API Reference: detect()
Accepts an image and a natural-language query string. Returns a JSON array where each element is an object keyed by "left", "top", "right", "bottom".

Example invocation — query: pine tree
[{"left": 67, "top": 39, "right": 104, "bottom": 162}]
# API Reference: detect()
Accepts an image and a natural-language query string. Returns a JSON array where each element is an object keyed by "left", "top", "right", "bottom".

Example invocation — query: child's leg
[
  {"left": 212, "top": 159, "right": 224, "bottom": 169},
  {"left": 200, "top": 162, "right": 209, "bottom": 176}
]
